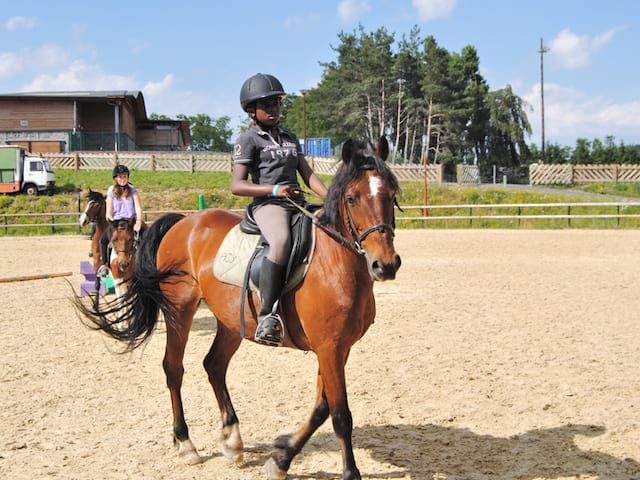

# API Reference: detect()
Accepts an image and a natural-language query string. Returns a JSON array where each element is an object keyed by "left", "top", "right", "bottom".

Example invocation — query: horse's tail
[{"left": 73, "top": 212, "right": 187, "bottom": 351}]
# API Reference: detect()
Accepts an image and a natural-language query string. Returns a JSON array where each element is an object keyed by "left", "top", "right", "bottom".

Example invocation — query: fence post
[
  {"left": 74, "top": 152, "right": 80, "bottom": 171},
  {"left": 151, "top": 154, "right": 156, "bottom": 171}
]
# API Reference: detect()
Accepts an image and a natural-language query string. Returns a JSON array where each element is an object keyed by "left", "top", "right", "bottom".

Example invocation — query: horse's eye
[{"left": 346, "top": 195, "right": 356, "bottom": 206}]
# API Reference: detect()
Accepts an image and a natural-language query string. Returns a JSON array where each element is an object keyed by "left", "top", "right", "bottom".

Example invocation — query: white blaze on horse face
[{"left": 368, "top": 175, "right": 382, "bottom": 198}]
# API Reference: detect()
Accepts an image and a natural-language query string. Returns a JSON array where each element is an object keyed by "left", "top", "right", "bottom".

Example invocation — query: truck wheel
[{"left": 23, "top": 184, "right": 39, "bottom": 196}]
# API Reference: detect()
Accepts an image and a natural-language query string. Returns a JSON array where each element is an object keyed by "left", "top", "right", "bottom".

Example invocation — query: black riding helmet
[
  {"left": 112, "top": 164, "right": 130, "bottom": 178},
  {"left": 240, "top": 73, "right": 286, "bottom": 111}
]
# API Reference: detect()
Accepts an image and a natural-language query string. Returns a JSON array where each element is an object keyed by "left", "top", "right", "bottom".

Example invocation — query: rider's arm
[
  {"left": 231, "top": 163, "right": 274, "bottom": 197},
  {"left": 105, "top": 193, "right": 114, "bottom": 222},
  {"left": 298, "top": 156, "right": 328, "bottom": 200},
  {"left": 133, "top": 191, "right": 143, "bottom": 232}
]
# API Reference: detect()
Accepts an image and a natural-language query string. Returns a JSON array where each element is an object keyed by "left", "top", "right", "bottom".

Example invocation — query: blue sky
[{"left": 1, "top": 0, "right": 639, "bottom": 148}]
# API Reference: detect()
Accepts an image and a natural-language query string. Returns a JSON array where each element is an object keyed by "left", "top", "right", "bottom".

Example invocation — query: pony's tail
[{"left": 72, "top": 212, "right": 187, "bottom": 352}]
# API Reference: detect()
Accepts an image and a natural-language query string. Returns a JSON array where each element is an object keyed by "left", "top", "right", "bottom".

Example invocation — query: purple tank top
[{"left": 108, "top": 185, "right": 137, "bottom": 220}]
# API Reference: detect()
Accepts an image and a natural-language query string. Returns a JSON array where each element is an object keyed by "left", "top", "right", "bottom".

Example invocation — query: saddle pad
[
  {"left": 213, "top": 222, "right": 317, "bottom": 293},
  {"left": 213, "top": 224, "right": 261, "bottom": 291}
]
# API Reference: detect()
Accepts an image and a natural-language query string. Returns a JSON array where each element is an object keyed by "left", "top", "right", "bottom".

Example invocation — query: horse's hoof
[
  {"left": 265, "top": 457, "right": 287, "bottom": 480},
  {"left": 221, "top": 423, "right": 244, "bottom": 465},
  {"left": 176, "top": 438, "right": 202, "bottom": 465},
  {"left": 221, "top": 443, "right": 244, "bottom": 465}
]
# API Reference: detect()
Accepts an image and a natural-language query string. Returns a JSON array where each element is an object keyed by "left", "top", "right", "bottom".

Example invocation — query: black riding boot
[{"left": 255, "top": 259, "right": 287, "bottom": 347}]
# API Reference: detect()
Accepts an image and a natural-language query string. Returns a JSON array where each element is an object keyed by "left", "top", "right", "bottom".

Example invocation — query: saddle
[
  {"left": 214, "top": 203, "right": 319, "bottom": 291},
  {"left": 213, "top": 203, "right": 320, "bottom": 339}
]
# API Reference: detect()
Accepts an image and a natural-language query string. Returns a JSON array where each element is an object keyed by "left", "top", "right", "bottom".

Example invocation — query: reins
[{"left": 284, "top": 195, "right": 397, "bottom": 255}]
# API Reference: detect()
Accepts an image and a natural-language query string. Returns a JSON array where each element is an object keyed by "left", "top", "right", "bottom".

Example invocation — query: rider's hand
[{"left": 280, "top": 185, "right": 304, "bottom": 201}]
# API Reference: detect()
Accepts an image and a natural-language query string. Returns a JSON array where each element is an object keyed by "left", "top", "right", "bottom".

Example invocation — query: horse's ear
[
  {"left": 341, "top": 139, "right": 354, "bottom": 165},
  {"left": 375, "top": 136, "right": 389, "bottom": 162}
]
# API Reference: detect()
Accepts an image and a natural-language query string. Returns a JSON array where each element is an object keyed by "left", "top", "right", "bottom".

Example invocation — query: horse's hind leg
[
  {"left": 203, "top": 324, "right": 244, "bottom": 465},
  {"left": 163, "top": 299, "right": 202, "bottom": 465}
]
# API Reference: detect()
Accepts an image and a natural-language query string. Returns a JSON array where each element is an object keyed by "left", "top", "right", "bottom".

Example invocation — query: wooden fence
[
  {"left": 41, "top": 151, "right": 442, "bottom": 183},
  {"left": 530, "top": 164, "right": 640, "bottom": 185}
]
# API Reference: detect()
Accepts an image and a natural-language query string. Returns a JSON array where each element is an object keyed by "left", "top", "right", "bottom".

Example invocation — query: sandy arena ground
[{"left": 1, "top": 229, "right": 640, "bottom": 480}]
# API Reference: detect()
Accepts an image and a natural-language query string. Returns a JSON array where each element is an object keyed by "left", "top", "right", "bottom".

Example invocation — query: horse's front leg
[
  {"left": 319, "top": 350, "right": 360, "bottom": 480},
  {"left": 267, "top": 349, "right": 359, "bottom": 480},
  {"left": 268, "top": 370, "right": 330, "bottom": 478}
]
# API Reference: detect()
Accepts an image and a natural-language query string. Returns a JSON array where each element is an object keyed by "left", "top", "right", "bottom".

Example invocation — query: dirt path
[{"left": 1, "top": 229, "right": 639, "bottom": 479}]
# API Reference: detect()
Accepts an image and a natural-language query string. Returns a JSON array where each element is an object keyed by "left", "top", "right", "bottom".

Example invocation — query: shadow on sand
[{"left": 275, "top": 423, "right": 640, "bottom": 479}]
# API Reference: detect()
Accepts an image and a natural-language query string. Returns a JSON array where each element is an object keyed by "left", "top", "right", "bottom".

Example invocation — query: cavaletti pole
[{"left": 0, "top": 272, "right": 73, "bottom": 283}]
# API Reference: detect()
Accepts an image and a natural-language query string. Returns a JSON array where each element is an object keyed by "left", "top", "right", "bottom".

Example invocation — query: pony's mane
[
  {"left": 87, "top": 190, "right": 105, "bottom": 203},
  {"left": 320, "top": 138, "right": 399, "bottom": 228}
]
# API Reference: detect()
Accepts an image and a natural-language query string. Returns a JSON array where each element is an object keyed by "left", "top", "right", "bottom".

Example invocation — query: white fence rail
[{"left": 2, "top": 202, "right": 639, "bottom": 233}]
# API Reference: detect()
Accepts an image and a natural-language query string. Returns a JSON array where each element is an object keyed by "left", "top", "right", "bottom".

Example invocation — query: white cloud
[
  {"left": 0, "top": 52, "right": 24, "bottom": 79},
  {"left": 143, "top": 74, "right": 175, "bottom": 97},
  {"left": 337, "top": 0, "right": 371, "bottom": 23},
  {"left": 411, "top": 0, "right": 456, "bottom": 22},
  {"left": 4, "top": 16, "right": 37, "bottom": 31},
  {"left": 549, "top": 26, "right": 625, "bottom": 70},
  {"left": 522, "top": 83, "right": 640, "bottom": 145},
  {"left": 23, "top": 60, "right": 136, "bottom": 92}
]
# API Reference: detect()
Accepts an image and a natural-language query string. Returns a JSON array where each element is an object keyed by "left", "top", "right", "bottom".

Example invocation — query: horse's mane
[
  {"left": 319, "top": 138, "right": 399, "bottom": 228},
  {"left": 87, "top": 189, "right": 106, "bottom": 203}
]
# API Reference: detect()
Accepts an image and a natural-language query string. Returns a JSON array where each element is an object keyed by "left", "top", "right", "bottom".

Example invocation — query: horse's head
[
  {"left": 324, "top": 136, "right": 401, "bottom": 281},
  {"left": 79, "top": 189, "right": 106, "bottom": 227},
  {"left": 110, "top": 219, "right": 137, "bottom": 274}
]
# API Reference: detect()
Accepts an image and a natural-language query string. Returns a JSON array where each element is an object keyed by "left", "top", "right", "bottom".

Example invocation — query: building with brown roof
[{"left": 0, "top": 91, "right": 191, "bottom": 153}]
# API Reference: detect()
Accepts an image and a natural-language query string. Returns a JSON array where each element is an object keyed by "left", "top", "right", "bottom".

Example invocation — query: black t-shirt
[{"left": 233, "top": 125, "right": 301, "bottom": 204}]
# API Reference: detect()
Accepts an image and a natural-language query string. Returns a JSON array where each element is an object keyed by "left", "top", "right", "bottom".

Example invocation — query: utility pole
[
  {"left": 394, "top": 79, "right": 405, "bottom": 164},
  {"left": 301, "top": 89, "right": 309, "bottom": 155},
  {"left": 538, "top": 37, "right": 550, "bottom": 162}
]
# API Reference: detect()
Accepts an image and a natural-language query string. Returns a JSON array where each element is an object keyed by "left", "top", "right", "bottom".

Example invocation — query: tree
[
  {"left": 571, "top": 138, "right": 591, "bottom": 164},
  {"left": 485, "top": 85, "right": 532, "bottom": 170},
  {"left": 177, "top": 114, "right": 233, "bottom": 151}
]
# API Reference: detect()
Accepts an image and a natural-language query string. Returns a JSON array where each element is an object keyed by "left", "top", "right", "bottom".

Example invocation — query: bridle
[
  {"left": 285, "top": 178, "right": 400, "bottom": 255},
  {"left": 343, "top": 199, "right": 396, "bottom": 254},
  {"left": 111, "top": 220, "right": 139, "bottom": 258}
]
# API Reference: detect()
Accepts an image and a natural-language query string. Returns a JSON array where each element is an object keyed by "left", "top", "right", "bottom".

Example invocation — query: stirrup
[
  {"left": 96, "top": 265, "right": 109, "bottom": 278},
  {"left": 254, "top": 313, "right": 284, "bottom": 347}
]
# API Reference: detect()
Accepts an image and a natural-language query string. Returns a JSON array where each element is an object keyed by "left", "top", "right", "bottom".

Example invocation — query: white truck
[{"left": 0, "top": 145, "right": 55, "bottom": 195}]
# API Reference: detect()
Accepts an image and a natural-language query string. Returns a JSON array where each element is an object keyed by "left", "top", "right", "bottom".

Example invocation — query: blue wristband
[{"left": 272, "top": 184, "right": 279, "bottom": 197}]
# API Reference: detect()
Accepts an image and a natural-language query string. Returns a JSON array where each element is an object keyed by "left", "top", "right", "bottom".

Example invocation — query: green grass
[{"left": 1, "top": 169, "right": 639, "bottom": 235}]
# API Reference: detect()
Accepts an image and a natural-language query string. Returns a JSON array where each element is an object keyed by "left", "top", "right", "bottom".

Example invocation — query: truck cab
[{"left": 0, "top": 145, "right": 56, "bottom": 195}]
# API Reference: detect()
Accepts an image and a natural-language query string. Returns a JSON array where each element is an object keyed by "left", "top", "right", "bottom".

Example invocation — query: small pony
[
  {"left": 74, "top": 137, "right": 401, "bottom": 480},
  {"left": 78, "top": 189, "right": 139, "bottom": 304}
]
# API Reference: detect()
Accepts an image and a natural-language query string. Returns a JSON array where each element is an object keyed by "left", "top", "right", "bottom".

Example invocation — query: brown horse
[
  {"left": 108, "top": 218, "right": 138, "bottom": 299},
  {"left": 74, "top": 137, "right": 401, "bottom": 480},
  {"left": 79, "top": 189, "right": 108, "bottom": 275},
  {"left": 79, "top": 189, "right": 108, "bottom": 308},
  {"left": 79, "top": 190, "right": 138, "bottom": 302}
]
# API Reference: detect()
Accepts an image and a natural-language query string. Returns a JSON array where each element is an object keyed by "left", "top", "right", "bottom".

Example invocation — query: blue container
[{"left": 305, "top": 137, "right": 331, "bottom": 157}]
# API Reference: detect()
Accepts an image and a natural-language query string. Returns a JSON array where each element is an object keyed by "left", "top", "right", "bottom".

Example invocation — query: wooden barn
[{"left": 0, "top": 91, "right": 191, "bottom": 153}]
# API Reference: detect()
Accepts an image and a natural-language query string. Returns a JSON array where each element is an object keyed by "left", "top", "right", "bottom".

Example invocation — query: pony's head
[
  {"left": 79, "top": 189, "right": 106, "bottom": 227},
  {"left": 322, "top": 136, "right": 401, "bottom": 281},
  {"left": 111, "top": 219, "right": 137, "bottom": 274}
]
